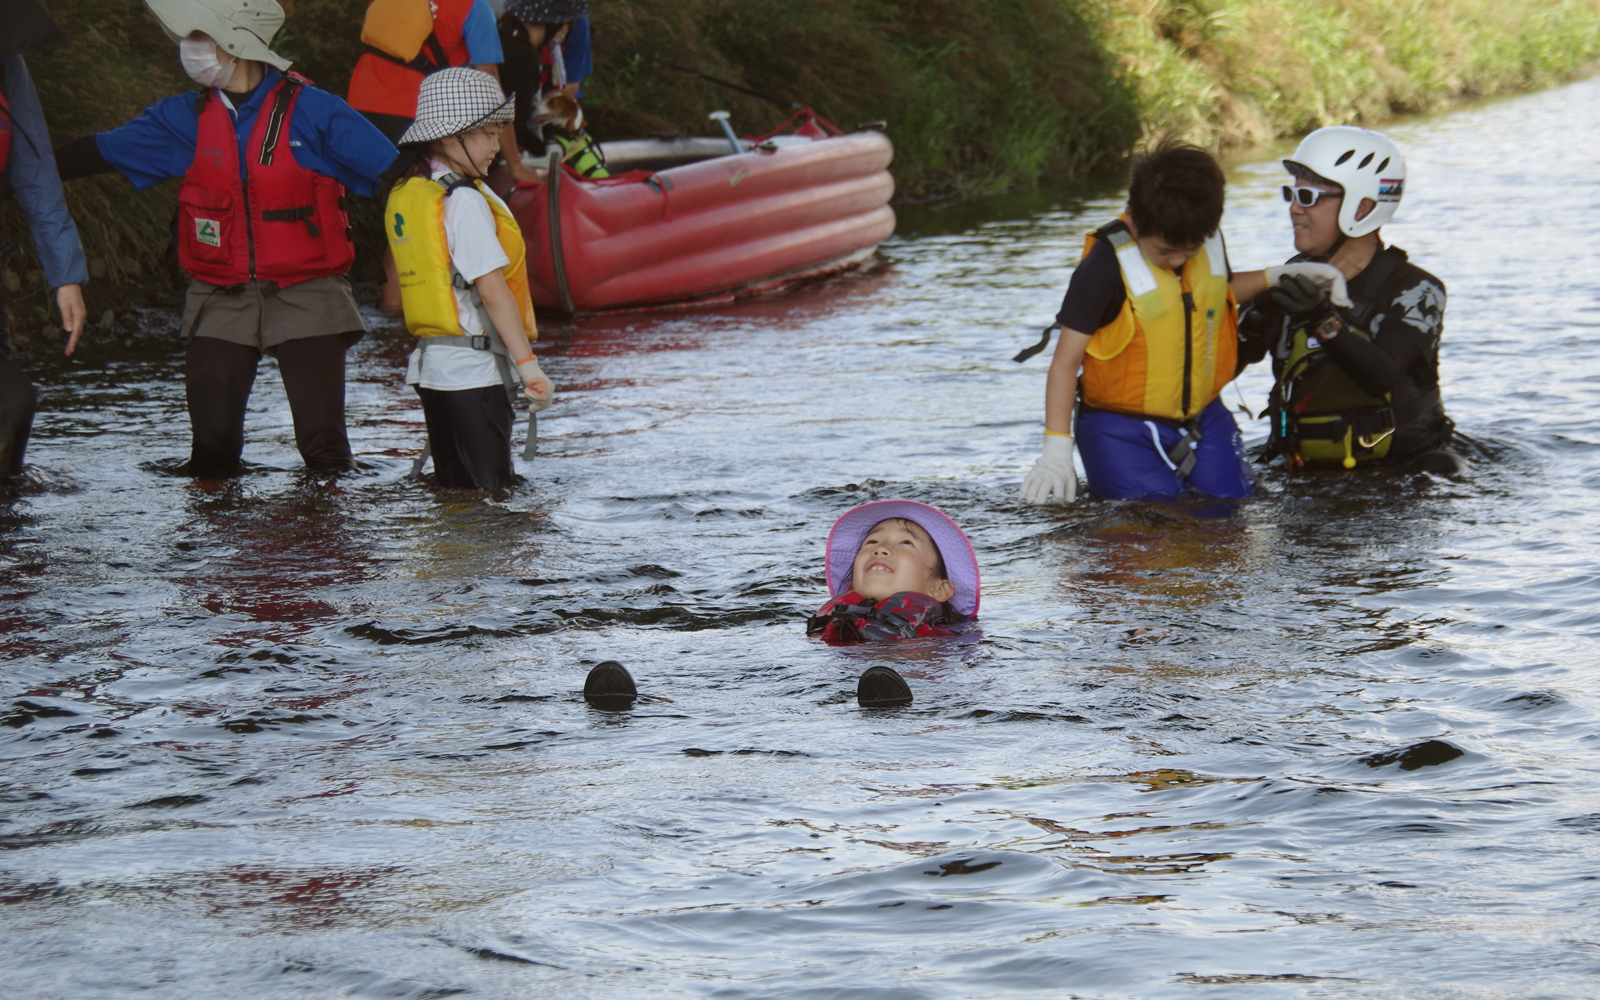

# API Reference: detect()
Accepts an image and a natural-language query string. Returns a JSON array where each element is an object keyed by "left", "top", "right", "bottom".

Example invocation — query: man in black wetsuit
[{"left": 1242, "top": 126, "right": 1462, "bottom": 474}]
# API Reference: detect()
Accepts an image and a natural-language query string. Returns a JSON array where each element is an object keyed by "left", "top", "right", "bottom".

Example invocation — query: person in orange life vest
[
  {"left": 0, "top": 0, "right": 88, "bottom": 477},
  {"left": 808, "top": 500, "right": 980, "bottom": 645},
  {"left": 1020, "top": 137, "right": 1348, "bottom": 503},
  {"left": 388, "top": 68, "right": 552, "bottom": 490},
  {"left": 349, "top": 0, "right": 505, "bottom": 312},
  {"left": 52, "top": 0, "right": 399, "bottom": 478},
  {"left": 495, "top": 0, "right": 593, "bottom": 183}
]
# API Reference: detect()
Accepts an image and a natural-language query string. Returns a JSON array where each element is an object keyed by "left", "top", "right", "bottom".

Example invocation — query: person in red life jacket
[
  {"left": 0, "top": 0, "right": 89, "bottom": 478},
  {"left": 53, "top": 0, "right": 399, "bottom": 479},
  {"left": 808, "top": 500, "right": 981, "bottom": 645},
  {"left": 348, "top": 0, "right": 505, "bottom": 311},
  {"left": 495, "top": 0, "right": 595, "bottom": 183}
]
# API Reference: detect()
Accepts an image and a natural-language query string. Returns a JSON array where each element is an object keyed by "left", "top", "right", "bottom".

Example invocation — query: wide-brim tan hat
[
  {"left": 143, "top": 0, "right": 292, "bottom": 72},
  {"left": 399, "top": 67, "right": 517, "bottom": 146}
]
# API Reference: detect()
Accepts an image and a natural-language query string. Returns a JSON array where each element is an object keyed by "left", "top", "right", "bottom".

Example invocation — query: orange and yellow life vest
[
  {"left": 1080, "top": 219, "right": 1237, "bottom": 421},
  {"left": 386, "top": 173, "right": 536, "bottom": 343}
]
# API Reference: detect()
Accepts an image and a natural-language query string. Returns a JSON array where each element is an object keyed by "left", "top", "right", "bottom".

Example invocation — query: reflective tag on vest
[
  {"left": 1113, "top": 237, "right": 1159, "bottom": 299},
  {"left": 1204, "top": 231, "right": 1228, "bottom": 277},
  {"left": 194, "top": 218, "right": 222, "bottom": 248}
]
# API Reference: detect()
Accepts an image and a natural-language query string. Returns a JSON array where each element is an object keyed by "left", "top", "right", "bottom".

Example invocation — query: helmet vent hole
[
  {"left": 1358, "top": 152, "right": 1375, "bottom": 169},
  {"left": 1335, "top": 150, "right": 1355, "bottom": 166},
  {"left": 1376, "top": 157, "right": 1391, "bottom": 173}
]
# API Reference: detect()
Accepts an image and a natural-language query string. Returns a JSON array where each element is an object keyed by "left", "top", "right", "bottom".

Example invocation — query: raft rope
[{"left": 592, "top": 34, "right": 802, "bottom": 113}]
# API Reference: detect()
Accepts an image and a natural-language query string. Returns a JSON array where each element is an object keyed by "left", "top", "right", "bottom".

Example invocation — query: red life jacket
[
  {"left": 0, "top": 90, "right": 14, "bottom": 176},
  {"left": 346, "top": 0, "right": 476, "bottom": 119},
  {"left": 176, "top": 76, "right": 354, "bottom": 289},
  {"left": 807, "top": 590, "right": 966, "bottom": 645}
]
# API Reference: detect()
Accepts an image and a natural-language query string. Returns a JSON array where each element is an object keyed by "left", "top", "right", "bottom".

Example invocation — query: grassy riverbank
[{"left": 4, "top": 0, "right": 1599, "bottom": 350}]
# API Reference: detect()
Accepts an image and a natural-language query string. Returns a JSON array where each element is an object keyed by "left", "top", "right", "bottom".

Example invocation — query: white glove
[
  {"left": 1265, "top": 262, "right": 1352, "bottom": 307},
  {"left": 516, "top": 355, "right": 554, "bottom": 412},
  {"left": 1021, "top": 433, "right": 1077, "bottom": 505}
]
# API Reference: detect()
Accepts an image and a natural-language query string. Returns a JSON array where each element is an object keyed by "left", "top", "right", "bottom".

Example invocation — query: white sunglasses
[{"left": 1282, "top": 184, "right": 1343, "bottom": 207}]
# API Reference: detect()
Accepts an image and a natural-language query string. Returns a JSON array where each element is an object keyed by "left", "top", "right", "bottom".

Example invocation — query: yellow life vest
[
  {"left": 1079, "top": 219, "right": 1237, "bottom": 422},
  {"left": 386, "top": 173, "right": 537, "bottom": 343}
]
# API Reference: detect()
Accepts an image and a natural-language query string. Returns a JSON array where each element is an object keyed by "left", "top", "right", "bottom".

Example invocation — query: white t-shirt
[{"left": 405, "top": 164, "right": 516, "bottom": 391}]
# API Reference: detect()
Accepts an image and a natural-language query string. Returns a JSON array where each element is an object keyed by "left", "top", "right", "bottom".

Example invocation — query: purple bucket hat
[{"left": 824, "top": 500, "right": 981, "bottom": 616}]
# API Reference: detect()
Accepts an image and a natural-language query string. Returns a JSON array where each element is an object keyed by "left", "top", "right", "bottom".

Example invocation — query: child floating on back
[{"left": 808, "top": 500, "right": 980, "bottom": 644}]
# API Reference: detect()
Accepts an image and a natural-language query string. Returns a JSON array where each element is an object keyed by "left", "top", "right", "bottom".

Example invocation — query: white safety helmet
[
  {"left": 143, "top": 0, "right": 292, "bottom": 71},
  {"left": 1283, "top": 126, "right": 1406, "bottom": 238}
]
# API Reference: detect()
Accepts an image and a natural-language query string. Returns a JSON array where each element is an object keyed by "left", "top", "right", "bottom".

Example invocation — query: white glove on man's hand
[
  {"left": 1264, "top": 262, "right": 1351, "bottom": 307},
  {"left": 516, "top": 355, "right": 554, "bottom": 412},
  {"left": 1021, "top": 433, "right": 1077, "bottom": 505}
]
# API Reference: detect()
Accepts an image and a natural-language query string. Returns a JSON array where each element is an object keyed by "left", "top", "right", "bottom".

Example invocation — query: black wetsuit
[{"left": 1240, "top": 245, "right": 1451, "bottom": 461}]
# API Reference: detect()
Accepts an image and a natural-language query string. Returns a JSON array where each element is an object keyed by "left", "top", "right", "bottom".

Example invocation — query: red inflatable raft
[{"left": 500, "top": 114, "right": 896, "bottom": 315}]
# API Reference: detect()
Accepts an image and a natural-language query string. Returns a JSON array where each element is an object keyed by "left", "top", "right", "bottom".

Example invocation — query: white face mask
[{"left": 179, "top": 39, "right": 236, "bottom": 89}]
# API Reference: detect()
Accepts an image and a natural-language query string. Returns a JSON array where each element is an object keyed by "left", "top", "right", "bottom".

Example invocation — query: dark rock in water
[
  {"left": 1359, "top": 739, "right": 1465, "bottom": 771},
  {"left": 584, "top": 661, "right": 638, "bottom": 711},
  {"left": 857, "top": 666, "right": 912, "bottom": 709},
  {"left": 1408, "top": 450, "right": 1470, "bottom": 476}
]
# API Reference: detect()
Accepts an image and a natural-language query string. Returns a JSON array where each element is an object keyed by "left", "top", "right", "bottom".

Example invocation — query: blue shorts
[{"left": 1076, "top": 396, "right": 1255, "bottom": 501}]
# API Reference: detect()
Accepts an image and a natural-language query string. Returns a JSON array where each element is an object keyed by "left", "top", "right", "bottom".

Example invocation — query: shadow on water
[{"left": 3, "top": 78, "right": 1600, "bottom": 1000}]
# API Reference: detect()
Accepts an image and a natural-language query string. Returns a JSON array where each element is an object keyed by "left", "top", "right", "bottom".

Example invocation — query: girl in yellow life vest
[
  {"left": 387, "top": 68, "right": 552, "bottom": 490},
  {"left": 1020, "top": 138, "right": 1349, "bottom": 503}
]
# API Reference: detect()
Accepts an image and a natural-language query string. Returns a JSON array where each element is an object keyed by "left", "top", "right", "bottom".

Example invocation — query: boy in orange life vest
[
  {"left": 387, "top": 68, "right": 552, "bottom": 490},
  {"left": 54, "top": 0, "right": 399, "bottom": 478},
  {"left": 1020, "top": 138, "right": 1345, "bottom": 503},
  {"left": 349, "top": 0, "right": 505, "bottom": 311}
]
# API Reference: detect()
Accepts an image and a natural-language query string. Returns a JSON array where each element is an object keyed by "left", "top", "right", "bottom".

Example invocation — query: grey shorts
[{"left": 181, "top": 275, "right": 367, "bottom": 353}]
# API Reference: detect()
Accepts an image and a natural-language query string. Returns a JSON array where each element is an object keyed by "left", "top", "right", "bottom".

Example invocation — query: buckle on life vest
[
  {"left": 1354, "top": 406, "right": 1396, "bottom": 449},
  {"left": 261, "top": 204, "right": 320, "bottom": 238}
]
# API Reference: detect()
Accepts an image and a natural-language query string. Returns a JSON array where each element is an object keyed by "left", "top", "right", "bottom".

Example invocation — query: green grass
[{"left": 4, "top": 0, "right": 1599, "bottom": 345}]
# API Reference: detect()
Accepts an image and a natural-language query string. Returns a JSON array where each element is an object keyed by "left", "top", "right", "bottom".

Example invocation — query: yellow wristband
[{"left": 1044, "top": 430, "right": 1073, "bottom": 439}]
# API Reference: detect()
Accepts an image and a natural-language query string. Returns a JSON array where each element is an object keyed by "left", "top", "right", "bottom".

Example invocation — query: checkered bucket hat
[{"left": 398, "top": 67, "right": 516, "bottom": 146}]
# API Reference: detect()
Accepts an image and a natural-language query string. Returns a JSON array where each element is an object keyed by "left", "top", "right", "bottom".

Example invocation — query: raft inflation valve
[{"left": 709, "top": 111, "right": 743, "bottom": 156}]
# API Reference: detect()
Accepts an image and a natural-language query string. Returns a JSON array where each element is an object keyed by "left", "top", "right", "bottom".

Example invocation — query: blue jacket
[
  {"left": 95, "top": 67, "right": 399, "bottom": 197},
  {"left": 2, "top": 53, "right": 88, "bottom": 290}
]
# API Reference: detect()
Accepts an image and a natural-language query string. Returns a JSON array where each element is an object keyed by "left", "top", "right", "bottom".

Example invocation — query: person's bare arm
[
  {"left": 1044, "top": 328, "right": 1092, "bottom": 435},
  {"left": 475, "top": 269, "right": 550, "bottom": 400},
  {"left": 1230, "top": 270, "right": 1268, "bottom": 305}
]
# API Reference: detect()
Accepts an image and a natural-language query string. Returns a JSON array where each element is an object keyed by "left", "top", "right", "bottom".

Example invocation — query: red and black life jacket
[
  {"left": 176, "top": 75, "right": 354, "bottom": 289},
  {"left": 807, "top": 591, "right": 966, "bottom": 645}
]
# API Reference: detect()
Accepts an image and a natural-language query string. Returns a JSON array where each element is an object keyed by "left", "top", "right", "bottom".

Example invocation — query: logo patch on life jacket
[
  {"left": 1378, "top": 178, "right": 1404, "bottom": 201},
  {"left": 392, "top": 212, "right": 406, "bottom": 239},
  {"left": 194, "top": 218, "right": 221, "bottom": 247}
]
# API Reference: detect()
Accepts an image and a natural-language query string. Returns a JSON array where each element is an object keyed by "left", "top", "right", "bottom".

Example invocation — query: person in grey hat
[
  {"left": 54, "top": 0, "right": 398, "bottom": 478},
  {"left": 496, "top": 0, "right": 593, "bottom": 182},
  {"left": 385, "top": 68, "right": 552, "bottom": 490},
  {"left": 0, "top": 0, "right": 88, "bottom": 478}
]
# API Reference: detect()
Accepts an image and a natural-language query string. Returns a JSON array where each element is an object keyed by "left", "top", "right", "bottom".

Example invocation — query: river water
[{"left": 4, "top": 76, "right": 1599, "bottom": 999}]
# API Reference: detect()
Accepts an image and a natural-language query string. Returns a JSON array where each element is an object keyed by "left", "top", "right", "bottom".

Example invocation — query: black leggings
[
  {"left": 184, "top": 335, "right": 355, "bottom": 477},
  {"left": 0, "top": 357, "right": 37, "bottom": 476},
  {"left": 416, "top": 385, "right": 515, "bottom": 490}
]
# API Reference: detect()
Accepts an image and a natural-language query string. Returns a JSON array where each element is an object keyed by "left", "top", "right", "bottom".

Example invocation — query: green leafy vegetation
[{"left": 3, "top": 0, "right": 1598, "bottom": 344}]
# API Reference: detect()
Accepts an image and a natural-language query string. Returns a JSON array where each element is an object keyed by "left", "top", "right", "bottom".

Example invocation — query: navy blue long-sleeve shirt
[
  {"left": 92, "top": 67, "right": 398, "bottom": 197},
  {"left": 2, "top": 53, "right": 88, "bottom": 289}
]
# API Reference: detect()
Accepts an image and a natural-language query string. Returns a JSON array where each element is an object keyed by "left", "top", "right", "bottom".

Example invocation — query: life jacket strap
[
  {"left": 1289, "top": 389, "right": 1442, "bottom": 445},
  {"left": 362, "top": 36, "right": 449, "bottom": 77},
  {"left": 1164, "top": 420, "right": 1203, "bottom": 477},
  {"left": 261, "top": 204, "right": 320, "bottom": 238},
  {"left": 256, "top": 79, "right": 301, "bottom": 167}
]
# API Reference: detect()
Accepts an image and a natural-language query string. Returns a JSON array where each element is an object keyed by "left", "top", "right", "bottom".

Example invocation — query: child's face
[
  {"left": 1136, "top": 233, "right": 1204, "bottom": 271},
  {"left": 849, "top": 519, "right": 955, "bottom": 604},
  {"left": 437, "top": 125, "right": 502, "bottom": 177}
]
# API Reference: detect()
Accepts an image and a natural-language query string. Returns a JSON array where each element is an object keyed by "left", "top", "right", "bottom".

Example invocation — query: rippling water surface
[{"left": 4, "top": 78, "right": 1599, "bottom": 999}]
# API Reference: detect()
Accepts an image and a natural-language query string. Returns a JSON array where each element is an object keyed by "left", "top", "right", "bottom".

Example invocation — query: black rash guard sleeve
[
  {"left": 53, "top": 134, "right": 114, "bottom": 182},
  {"left": 1055, "top": 237, "right": 1125, "bottom": 333},
  {"left": 1321, "top": 268, "right": 1446, "bottom": 397}
]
